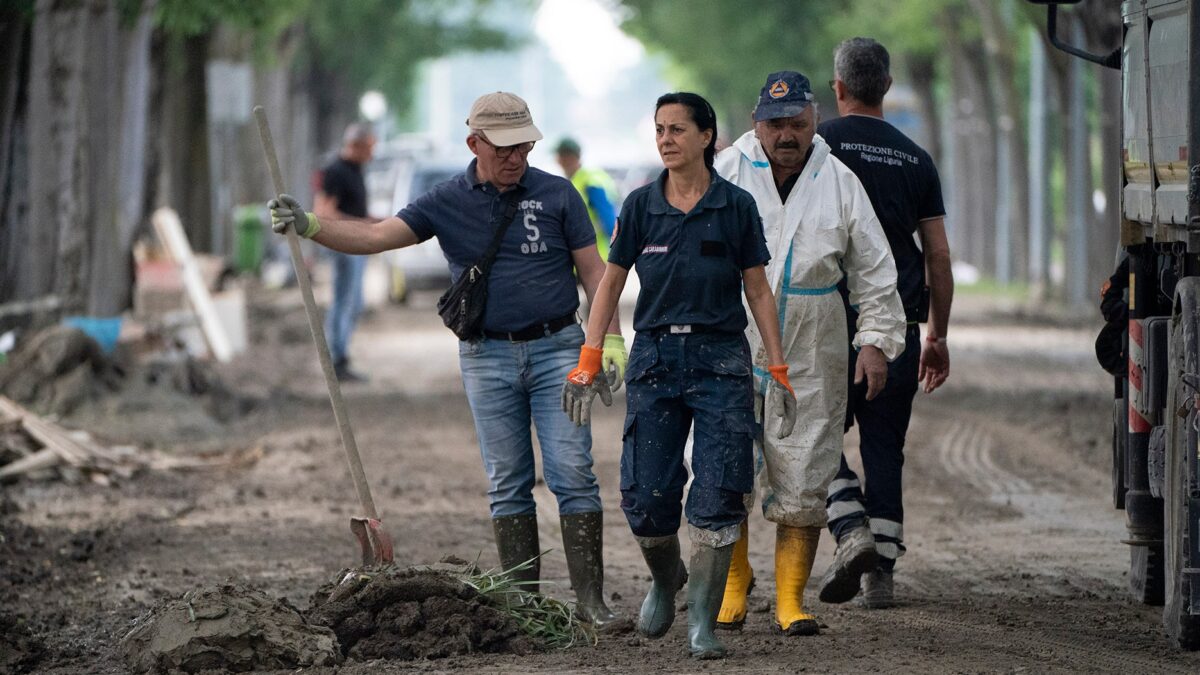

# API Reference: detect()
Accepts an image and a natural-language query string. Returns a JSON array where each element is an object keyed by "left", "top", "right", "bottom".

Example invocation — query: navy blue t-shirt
[
  {"left": 398, "top": 161, "right": 595, "bottom": 333},
  {"left": 321, "top": 157, "right": 368, "bottom": 218},
  {"left": 609, "top": 170, "right": 770, "bottom": 333},
  {"left": 819, "top": 115, "right": 945, "bottom": 312}
]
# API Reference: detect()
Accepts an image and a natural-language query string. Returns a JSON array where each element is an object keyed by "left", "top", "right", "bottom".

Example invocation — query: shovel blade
[{"left": 350, "top": 517, "right": 394, "bottom": 566}]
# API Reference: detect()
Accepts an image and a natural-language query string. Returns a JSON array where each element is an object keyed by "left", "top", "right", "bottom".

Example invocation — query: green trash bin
[{"left": 234, "top": 205, "right": 266, "bottom": 274}]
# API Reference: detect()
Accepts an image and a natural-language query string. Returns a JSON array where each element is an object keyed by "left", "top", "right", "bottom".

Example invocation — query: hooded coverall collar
[
  {"left": 731, "top": 131, "right": 831, "bottom": 198},
  {"left": 728, "top": 130, "right": 832, "bottom": 291}
]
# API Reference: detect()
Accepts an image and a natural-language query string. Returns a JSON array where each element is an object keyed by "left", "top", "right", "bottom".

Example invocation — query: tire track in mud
[
  {"left": 862, "top": 609, "right": 1196, "bottom": 674},
  {"left": 936, "top": 418, "right": 1032, "bottom": 501}
]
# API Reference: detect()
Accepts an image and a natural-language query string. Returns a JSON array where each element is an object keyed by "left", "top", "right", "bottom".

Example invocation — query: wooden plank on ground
[
  {"left": 151, "top": 207, "right": 233, "bottom": 362},
  {"left": 0, "top": 397, "right": 91, "bottom": 467},
  {"left": 0, "top": 294, "right": 60, "bottom": 319},
  {"left": 0, "top": 447, "right": 59, "bottom": 481}
]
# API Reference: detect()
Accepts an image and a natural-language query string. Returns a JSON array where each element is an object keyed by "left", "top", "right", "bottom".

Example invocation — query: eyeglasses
[
  {"left": 476, "top": 135, "right": 535, "bottom": 159},
  {"left": 828, "top": 79, "right": 837, "bottom": 91}
]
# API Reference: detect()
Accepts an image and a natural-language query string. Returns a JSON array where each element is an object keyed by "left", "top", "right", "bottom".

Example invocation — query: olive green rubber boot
[
  {"left": 561, "top": 512, "right": 633, "bottom": 633},
  {"left": 493, "top": 513, "right": 540, "bottom": 594},
  {"left": 687, "top": 541, "right": 734, "bottom": 659},
  {"left": 635, "top": 534, "right": 688, "bottom": 638}
]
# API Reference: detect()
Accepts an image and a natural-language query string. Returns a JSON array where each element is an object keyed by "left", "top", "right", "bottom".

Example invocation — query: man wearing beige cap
[{"left": 268, "top": 92, "right": 629, "bottom": 631}]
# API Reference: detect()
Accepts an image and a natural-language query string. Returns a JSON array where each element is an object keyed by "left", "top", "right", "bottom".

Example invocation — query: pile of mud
[
  {"left": 0, "top": 325, "right": 122, "bottom": 416},
  {"left": 120, "top": 583, "right": 341, "bottom": 673},
  {"left": 119, "top": 563, "right": 543, "bottom": 672},
  {"left": 68, "top": 356, "right": 255, "bottom": 446},
  {"left": 308, "top": 562, "right": 540, "bottom": 661},
  {"left": 0, "top": 325, "right": 255, "bottom": 444}
]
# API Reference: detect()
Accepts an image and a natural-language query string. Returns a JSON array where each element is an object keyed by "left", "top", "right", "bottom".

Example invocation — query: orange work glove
[
  {"left": 562, "top": 346, "right": 612, "bottom": 426},
  {"left": 767, "top": 364, "right": 798, "bottom": 439}
]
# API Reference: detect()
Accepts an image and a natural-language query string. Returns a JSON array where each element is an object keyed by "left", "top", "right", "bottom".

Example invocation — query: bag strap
[{"left": 475, "top": 192, "right": 521, "bottom": 274}]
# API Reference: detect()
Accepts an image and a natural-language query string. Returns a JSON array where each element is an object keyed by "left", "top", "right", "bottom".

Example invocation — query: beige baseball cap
[{"left": 466, "top": 92, "right": 544, "bottom": 146}]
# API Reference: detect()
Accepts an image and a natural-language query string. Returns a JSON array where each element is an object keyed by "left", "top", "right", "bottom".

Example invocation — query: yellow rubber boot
[
  {"left": 775, "top": 525, "right": 820, "bottom": 635},
  {"left": 717, "top": 520, "right": 754, "bottom": 629}
]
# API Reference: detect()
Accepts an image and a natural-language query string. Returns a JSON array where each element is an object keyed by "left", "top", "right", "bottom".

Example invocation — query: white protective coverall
[{"left": 715, "top": 131, "right": 906, "bottom": 527}]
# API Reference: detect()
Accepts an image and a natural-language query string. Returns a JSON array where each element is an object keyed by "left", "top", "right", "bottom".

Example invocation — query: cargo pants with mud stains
[{"left": 619, "top": 331, "right": 757, "bottom": 546}]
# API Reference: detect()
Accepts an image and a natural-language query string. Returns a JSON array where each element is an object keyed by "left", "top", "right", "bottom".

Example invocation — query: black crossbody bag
[{"left": 436, "top": 193, "right": 520, "bottom": 341}]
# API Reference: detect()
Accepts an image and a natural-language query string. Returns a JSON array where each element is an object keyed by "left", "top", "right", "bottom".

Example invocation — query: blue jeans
[
  {"left": 325, "top": 251, "right": 366, "bottom": 364},
  {"left": 458, "top": 323, "right": 602, "bottom": 518},
  {"left": 620, "top": 332, "right": 756, "bottom": 541}
]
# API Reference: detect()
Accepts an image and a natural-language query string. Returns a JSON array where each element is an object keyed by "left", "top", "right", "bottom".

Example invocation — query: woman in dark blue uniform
[{"left": 562, "top": 92, "right": 797, "bottom": 660}]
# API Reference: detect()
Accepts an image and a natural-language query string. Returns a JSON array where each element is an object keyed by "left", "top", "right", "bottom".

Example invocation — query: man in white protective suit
[{"left": 712, "top": 70, "right": 905, "bottom": 636}]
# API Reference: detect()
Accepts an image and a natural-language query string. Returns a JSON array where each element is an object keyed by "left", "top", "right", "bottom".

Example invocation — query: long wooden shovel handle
[{"left": 253, "top": 106, "right": 379, "bottom": 521}]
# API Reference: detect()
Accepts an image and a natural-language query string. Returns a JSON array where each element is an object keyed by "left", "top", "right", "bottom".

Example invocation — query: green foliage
[
  {"left": 300, "top": 0, "right": 512, "bottom": 107},
  {"left": 2, "top": 0, "right": 35, "bottom": 20},
  {"left": 118, "top": 0, "right": 299, "bottom": 37},
  {"left": 616, "top": 0, "right": 1040, "bottom": 135},
  {"left": 619, "top": 0, "right": 844, "bottom": 133},
  {"left": 115, "top": 0, "right": 515, "bottom": 121},
  {"left": 826, "top": 0, "right": 972, "bottom": 63}
]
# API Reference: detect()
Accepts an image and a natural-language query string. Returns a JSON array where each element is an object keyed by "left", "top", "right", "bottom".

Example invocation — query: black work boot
[
  {"left": 635, "top": 534, "right": 688, "bottom": 638},
  {"left": 560, "top": 512, "right": 634, "bottom": 633},
  {"left": 687, "top": 542, "right": 734, "bottom": 659},
  {"left": 492, "top": 513, "right": 540, "bottom": 593}
]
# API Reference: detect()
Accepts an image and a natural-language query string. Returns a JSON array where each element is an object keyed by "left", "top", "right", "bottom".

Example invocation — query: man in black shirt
[
  {"left": 817, "top": 37, "right": 954, "bottom": 609},
  {"left": 315, "top": 123, "right": 375, "bottom": 382}
]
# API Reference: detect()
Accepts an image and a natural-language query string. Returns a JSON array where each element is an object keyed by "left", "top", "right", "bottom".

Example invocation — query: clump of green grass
[{"left": 455, "top": 555, "right": 596, "bottom": 650}]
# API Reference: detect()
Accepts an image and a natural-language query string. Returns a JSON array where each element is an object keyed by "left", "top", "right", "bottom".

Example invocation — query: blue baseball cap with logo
[{"left": 752, "top": 71, "right": 815, "bottom": 122}]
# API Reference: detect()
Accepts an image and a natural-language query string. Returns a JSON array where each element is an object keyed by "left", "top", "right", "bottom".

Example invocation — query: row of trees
[
  {"left": 0, "top": 0, "right": 1128, "bottom": 322},
  {"left": 0, "top": 0, "right": 508, "bottom": 320},
  {"left": 617, "top": 0, "right": 1123, "bottom": 307}
]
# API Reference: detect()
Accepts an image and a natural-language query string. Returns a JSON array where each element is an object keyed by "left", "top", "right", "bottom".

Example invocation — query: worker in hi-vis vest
[{"left": 555, "top": 138, "right": 619, "bottom": 258}]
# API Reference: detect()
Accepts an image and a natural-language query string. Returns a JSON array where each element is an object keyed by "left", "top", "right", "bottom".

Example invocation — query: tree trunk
[
  {"left": 906, "top": 53, "right": 942, "bottom": 164},
  {"left": 944, "top": 6, "right": 998, "bottom": 278},
  {"left": 971, "top": 0, "right": 1030, "bottom": 284},
  {"left": 1027, "top": 31, "right": 1052, "bottom": 297},
  {"left": 0, "top": 12, "right": 29, "bottom": 307},
  {"left": 1064, "top": 19, "right": 1092, "bottom": 308},
  {"left": 1081, "top": 2, "right": 1123, "bottom": 296},
  {"left": 155, "top": 32, "right": 212, "bottom": 252},
  {"left": 27, "top": 0, "right": 123, "bottom": 316},
  {"left": 89, "top": 3, "right": 155, "bottom": 315}
]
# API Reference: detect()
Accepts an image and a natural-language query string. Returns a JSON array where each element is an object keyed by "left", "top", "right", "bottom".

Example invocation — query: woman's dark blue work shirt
[{"left": 608, "top": 169, "right": 770, "bottom": 333}]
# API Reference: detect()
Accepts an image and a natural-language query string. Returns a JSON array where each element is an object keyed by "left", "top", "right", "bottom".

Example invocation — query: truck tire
[{"left": 1164, "top": 281, "right": 1200, "bottom": 649}]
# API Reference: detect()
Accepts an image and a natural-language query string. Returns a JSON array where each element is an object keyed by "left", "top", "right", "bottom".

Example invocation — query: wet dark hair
[{"left": 655, "top": 92, "right": 718, "bottom": 168}]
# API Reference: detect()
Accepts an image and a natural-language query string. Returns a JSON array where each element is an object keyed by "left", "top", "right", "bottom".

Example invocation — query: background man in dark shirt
[
  {"left": 314, "top": 123, "right": 375, "bottom": 382},
  {"left": 818, "top": 37, "right": 954, "bottom": 609}
]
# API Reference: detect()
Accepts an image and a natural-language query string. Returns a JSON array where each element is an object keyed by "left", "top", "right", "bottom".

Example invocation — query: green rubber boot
[
  {"left": 687, "top": 541, "right": 734, "bottom": 659},
  {"left": 561, "top": 512, "right": 633, "bottom": 633},
  {"left": 635, "top": 534, "right": 688, "bottom": 638},
  {"left": 493, "top": 513, "right": 540, "bottom": 594}
]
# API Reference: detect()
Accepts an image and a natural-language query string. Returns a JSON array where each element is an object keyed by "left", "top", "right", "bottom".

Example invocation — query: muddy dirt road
[{"left": 6, "top": 288, "right": 1200, "bottom": 673}]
